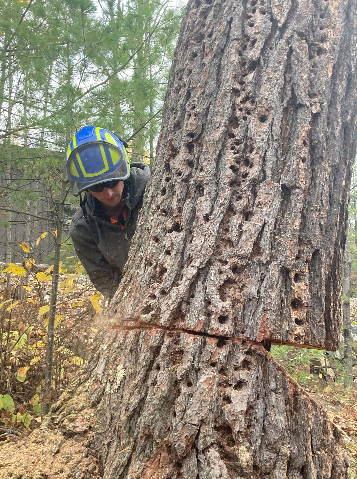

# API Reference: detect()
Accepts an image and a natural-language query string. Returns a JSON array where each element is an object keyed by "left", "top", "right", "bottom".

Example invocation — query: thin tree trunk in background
[
  {"left": 0, "top": 32, "right": 10, "bottom": 115},
  {"left": 18, "top": 204, "right": 31, "bottom": 300},
  {"left": 4, "top": 65, "right": 13, "bottom": 291},
  {"left": 343, "top": 231, "right": 353, "bottom": 388},
  {"left": 39, "top": 62, "right": 53, "bottom": 147},
  {"left": 23, "top": 76, "right": 28, "bottom": 147},
  {"left": 4, "top": 167, "right": 12, "bottom": 290},
  {"left": 43, "top": 171, "right": 67, "bottom": 416},
  {"left": 5, "top": 213, "right": 12, "bottom": 290},
  {"left": 5, "top": 62, "right": 13, "bottom": 138}
]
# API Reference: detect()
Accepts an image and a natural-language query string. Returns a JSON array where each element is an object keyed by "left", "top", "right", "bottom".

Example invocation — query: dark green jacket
[{"left": 70, "top": 163, "right": 150, "bottom": 298}]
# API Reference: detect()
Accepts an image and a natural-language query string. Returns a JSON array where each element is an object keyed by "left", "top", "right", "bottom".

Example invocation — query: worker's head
[
  {"left": 66, "top": 126, "right": 130, "bottom": 196},
  {"left": 86, "top": 179, "right": 125, "bottom": 208}
]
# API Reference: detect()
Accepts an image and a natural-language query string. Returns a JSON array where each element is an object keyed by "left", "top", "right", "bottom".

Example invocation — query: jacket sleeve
[{"left": 70, "top": 216, "right": 121, "bottom": 298}]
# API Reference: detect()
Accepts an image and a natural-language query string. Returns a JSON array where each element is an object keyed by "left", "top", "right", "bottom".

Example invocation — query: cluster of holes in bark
[{"left": 228, "top": 131, "right": 257, "bottom": 194}]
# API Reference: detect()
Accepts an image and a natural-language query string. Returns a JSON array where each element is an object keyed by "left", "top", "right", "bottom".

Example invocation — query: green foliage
[
  {"left": 0, "top": 394, "right": 14, "bottom": 412},
  {"left": 0, "top": 261, "right": 101, "bottom": 438},
  {"left": 271, "top": 344, "right": 351, "bottom": 394},
  {"left": 0, "top": 0, "right": 182, "bottom": 158},
  {"left": 45, "top": 235, "right": 84, "bottom": 273}
]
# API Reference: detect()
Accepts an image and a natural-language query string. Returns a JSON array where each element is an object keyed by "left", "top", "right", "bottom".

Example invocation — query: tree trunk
[
  {"left": 0, "top": 0, "right": 356, "bottom": 477},
  {"left": 111, "top": 0, "right": 357, "bottom": 352},
  {"left": 53, "top": 329, "right": 348, "bottom": 478},
  {"left": 43, "top": 171, "right": 67, "bottom": 416}
]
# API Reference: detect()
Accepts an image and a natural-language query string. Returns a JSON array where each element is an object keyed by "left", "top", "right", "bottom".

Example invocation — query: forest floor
[
  {"left": 271, "top": 346, "right": 357, "bottom": 479},
  {"left": 1, "top": 268, "right": 357, "bottom": 477},
  {"left": 270, "top": 298, "right": 357, "bottom": 478}
]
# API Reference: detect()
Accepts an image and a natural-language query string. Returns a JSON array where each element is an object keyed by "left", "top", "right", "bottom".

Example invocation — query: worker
[{"left": 66, "top": 125, "right": 150, "bottom": 298}]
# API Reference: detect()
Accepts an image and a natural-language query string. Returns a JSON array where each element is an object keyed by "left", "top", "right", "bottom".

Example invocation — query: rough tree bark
[
  {"left": 112, "top": 0, "right": 357, "bottom": 351},
  {"left": 0, "top": 0, "right": 356, "bottom": 478}
]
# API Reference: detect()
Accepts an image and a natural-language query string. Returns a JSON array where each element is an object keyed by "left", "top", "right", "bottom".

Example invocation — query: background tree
[
  {"left": 0, "top": 0, "right": 182, "bottom": 264},
  {"left": 0, "top": 0, "right": 182, "bottom": 418}
]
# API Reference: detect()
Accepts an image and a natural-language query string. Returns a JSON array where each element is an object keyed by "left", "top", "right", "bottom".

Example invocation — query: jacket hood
[{"left": 84, "top": 163, "right": 150, "bottom": 219}]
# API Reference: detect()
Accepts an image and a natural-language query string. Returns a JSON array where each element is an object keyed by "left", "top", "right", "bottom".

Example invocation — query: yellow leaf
[
  {"left": 19, "top": 241, "right": 31, "bottom": 252},
  {"left": 143, "top": 150, "right": 150, "bottom": 165},
  {"left": 71, "top": 356, "right": 84, "bottom": 366},
  {"left": 27, "top": 298, "right": 36, "bottom": 304},
  {"left": 90, "top": 327, "right": 98, "bottom": 334},
  {"left": 3, "top": 263, "right": 27, "bottom": 277},
  {"left": 22, "top": 285, "right": 31, "bottom": 291},
  {"left": 60, "top": 279, "right": 73, "bottom": 288},
  {"left": 55, "top": 315, "right": 64, "bottom": 328},
  {"left": 6, "top": 301, "right": 19, "bottom": 311},
  {"left": 17, "top": 366, "right": 30, "bottom": 382},
  {"left": 36, "top": 272, "right": 52, "bottom": 282},
  {"left": 30, "top": 357, "right": 41, "bottom": 365},
  {"left": 91, "top": 292, "right": 102, "bottom": 300},
  {"left": 52, "top": 229, "right": 57, "bottom": 237},
  {"left": 39, "top": 305, "right": 50, "bottom": 316},
  {"left": 71, "top": 301, "right": 84, "bottom": 307},
  {"left": 33, "top": 341, "right": 46, "bottom": 348},
  {"left": 25, "top": 259, "right": 35, "bottom": 269},
  {"left": 36, "top": 231, "right": 47, "bottom": 246},
  {"left": 63, "top": 285, "right": 76, "bottom": 294},
  {"left": 45, "top": 265, "right": 54, "bottom": 274},
  {"left": 89, "top": 292, "right": 102, "bottom": 313},
  {"left": 35, "top": 417, "right": 42, "bottom": 423}
]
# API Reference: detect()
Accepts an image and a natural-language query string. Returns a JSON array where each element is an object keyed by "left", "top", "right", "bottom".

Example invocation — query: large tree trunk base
[{"left": 0, "top": 328, "right": 347, "bottom": 478}]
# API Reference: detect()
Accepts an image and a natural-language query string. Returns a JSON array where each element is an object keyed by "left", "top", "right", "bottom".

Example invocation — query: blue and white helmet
[{"left": 66, "top": 126, "right": 130, "bottom": 196}]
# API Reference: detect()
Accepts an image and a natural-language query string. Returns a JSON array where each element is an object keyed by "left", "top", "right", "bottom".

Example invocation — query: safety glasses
[{"left": 88, "top": 179, "right": 121, "bottom": 192}]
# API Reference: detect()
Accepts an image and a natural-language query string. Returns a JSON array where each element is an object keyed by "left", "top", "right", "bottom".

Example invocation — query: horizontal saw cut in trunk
[
  {"left": 111, "top": 0, "right": 357, "bottom": 350},
  {"left": 0, "top": 329, "right": 348, "bottom": 478},
  {"left": 81, "top": 329, "right": 349, "bottom": 478}
]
